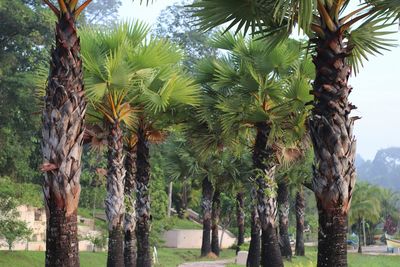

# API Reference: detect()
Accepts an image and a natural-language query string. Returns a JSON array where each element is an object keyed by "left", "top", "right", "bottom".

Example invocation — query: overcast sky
[{"left": 119, "top": 0, "right": 400, "bottom": 160}]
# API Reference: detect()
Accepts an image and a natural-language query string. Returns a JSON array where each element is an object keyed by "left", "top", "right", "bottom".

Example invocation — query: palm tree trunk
[
  {"left": 247, "top": 189, "right": 260, "bottom": 267},
  {"left": 201, "top": 176, "right": 213, "bottom": 257},
  {"left": 124, "top": 144, "right": 137, "bottom": 267},
  {"left": 136, "top": 124, "right": 152, "bottom": 267},
  {"left": 105, "top": 122, "right": 125, "bottom": 267},
  {"left": 358, "top": 217, "right": 362, "bottom": 253},
  {"left": 236, "top": 192, "right": 245, "bottom": 254},
  {"left": 42, "top": 11, "right": 86, "bottom": 267},
  {"left": 211, "top": 189, "right": 221, "bottom": 256},
  {"left": 310, "top": 31, "right": 357, "bottom": 267},
  {"left": 295, "top": 187, "right": 305, "bottom": 256},
  {"left": 277, "top": 181, "right": 292, "bottom": 259},
  {"left": 253, "top": 122, "right": 283, "bottom": 267}
]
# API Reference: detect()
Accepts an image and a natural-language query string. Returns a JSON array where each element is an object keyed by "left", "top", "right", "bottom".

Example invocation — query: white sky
[{"left": 119, "top": 0, "right": 400, "bottom": 160}]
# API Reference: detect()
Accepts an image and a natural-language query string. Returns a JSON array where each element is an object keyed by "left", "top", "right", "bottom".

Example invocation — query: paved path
[{"left": 178, "top": 259, "right": 234, "bottom": 267}]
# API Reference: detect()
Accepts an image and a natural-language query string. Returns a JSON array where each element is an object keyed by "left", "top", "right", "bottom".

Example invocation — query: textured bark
[
  {"left": 295, "top": 188, "right": 305, "bottom": 256},
  {"left": 124, "top": 145, "right": 137, "bottom": 267},
  {"left": 277, "top": 181, "right": 292, "bottom": 259},
  {"left": 42, "top": 10, "right": 86, "bottom": 267},
  {"left": 136, "top": 125, "right": 152, "bottom": 267},
  {"left": 108, "top": 226, "right": 124, "bottom": 267},
  {"left": 45, "top": 210, "right": 79, "bottom": 266},
  {"left": 247, "top": 195, "right": 261, "bottom": 267},
  {"left": 236, "top": 192, "right": 245, "bottom": 254},
  {"left": 253, "top": 122, "right": 283, "bottom": 267},
  {"left": 106, "top": 122, "right": 125, "bottom": 267},
  {"left": 211, "top": 189, "right": 221, "bottom": 256},
  {"left": 201, "top": 176, "right": 213, "bottom": 257},
  {"left": 310, "top": 30, "right": 357, "bottom": 267}
]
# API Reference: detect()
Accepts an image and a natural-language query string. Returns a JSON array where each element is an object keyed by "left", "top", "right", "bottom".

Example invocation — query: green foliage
[
  {"left": 0, "top": 0, "right": 53, "bottom": 183},
  {"left": 0, "top": 177, "right": 42, "bottom": 207}
]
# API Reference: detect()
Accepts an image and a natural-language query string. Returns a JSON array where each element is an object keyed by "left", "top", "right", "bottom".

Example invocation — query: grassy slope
[{"left": 0, "top": 248, "right": 236, "bottom": 267}]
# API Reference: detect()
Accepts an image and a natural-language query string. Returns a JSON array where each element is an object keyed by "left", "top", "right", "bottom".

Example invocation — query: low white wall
[{"left": 163, "top": 229, "right": 236, "bottom": 249}]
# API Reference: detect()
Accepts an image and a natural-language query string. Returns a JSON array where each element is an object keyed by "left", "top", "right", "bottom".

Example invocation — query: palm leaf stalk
[
  {"left": 40, "top": 1, "right": 92, "bottom": 266},
  {"left": 192, "top": 0, "right": 399, "bottom": 265}
]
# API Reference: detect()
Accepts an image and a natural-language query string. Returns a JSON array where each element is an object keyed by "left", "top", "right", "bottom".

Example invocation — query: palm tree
[
  {"left": 40, "top": 1, "right": 92, "bottom": 266},
  {"left": 81, "top": 21, "right": 200, "bottom": 266},
  {"left": 196, "top": 33, "right": 311, "bottom": 266},
  {"left": 192, "top": 1, "right": 399, "bottom": 265},
  {"left": 80, "top": 24, "right": 144, "bottom": 266}
]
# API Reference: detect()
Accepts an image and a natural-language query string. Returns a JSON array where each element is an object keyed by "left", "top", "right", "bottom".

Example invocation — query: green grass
[
  {"left": 227, "top": 247, "right": 400, "bottom": 267},
  {"left": 0, "top": 248, "right": 236, "bottom": 267},
  {"left": 167, "top": 216, "right": 202, "bottom": 230},
  {"left": 0, "top": 251, "right": 107, "bottom": 267},
  {"left": 2, "top": 247, "right": 398, "bottom": 267}
]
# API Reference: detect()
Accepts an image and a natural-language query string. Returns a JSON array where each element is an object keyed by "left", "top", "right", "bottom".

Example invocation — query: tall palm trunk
[
  {"left": 295, "top": 187, "right": 305, "bottom": 256},
  {"left": 42, "top": 11, "right": 86, "bottom": 267},
  {"left": 253, "top": 122, "right": 283, "bottom": 267},
  {"left": 236, "top": 192, "right": 245, "bottom": 254},
  {"left": 247, "top": 191, "right": 261, "bottom": 267},
  {"left": 201, "top": 176, "right": 213, "bottom": 257},
  {"left": 136, "top": 124, "right": 151, "bottom": 267},
  {"left": 211, "top": 189, "right": 221, "bottom": 256},
  {"left": 309, "top": 31, "right": 357, "bottom": 267},
  {"left": 358, "top": 217, "right": 362, "bottom": 253},
  {"left": 124, "top": 144, "right": 137, "bottom": 267},
  {"left": 105, "top": 121, "right": 125, "bottom": 267},
  {"left": 277, "top": 181, "right": 292, "bottom": 259}
]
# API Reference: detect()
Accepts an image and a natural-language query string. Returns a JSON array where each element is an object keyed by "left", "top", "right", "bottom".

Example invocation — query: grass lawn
[
  {"left": 0, "top": 251, "right": 107, "bottom": 267},
  {"left": 227, "top": 247, "right": 400, "bottom": 267},
  {"left": 0, "top": 248, "right": 236, "bottom": 267}
]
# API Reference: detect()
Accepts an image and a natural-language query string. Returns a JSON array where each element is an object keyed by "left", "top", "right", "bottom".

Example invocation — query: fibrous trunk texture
[
  {"left": 247, "top": 192, "right": 261, "bottom": 267},
  {"left": 236, "top": 192, "right": 245, "bottom": 254},
  {"left": 277, "top": 181, "right": 292, "bottom": 259},
  {"left": 136, "top": 124, "right": 152, "bottom": 267},
  {"left": 309, "top": 30, "right": 356, "bottom": 267},
  {"left": 310, "top": 31, "right": 357, "bottom": 267},
  {"left": 106, "top": 122, "right": 125, "bottom": 267},
  {"left": 211, "top": 189, "right": 221, "bottom": 256},
  {"left": 253, "top": 122, "right": 283, "bottom": 267},
  {"left": 42, "top": 12, "right": 85, "bottom": 267},
  {"left": 295, "top": 187, "right": 305, "bottom": 256},
  {"left": 201, "top": 176, "right": 213, "bottom": 257},
  {"left": 124, "top": 144, "right": 137, "bottom": 267}
]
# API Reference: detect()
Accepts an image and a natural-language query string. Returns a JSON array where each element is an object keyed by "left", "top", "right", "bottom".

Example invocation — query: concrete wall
[{"left": 163, "top": 229, "right": 236, "bottom": 249}]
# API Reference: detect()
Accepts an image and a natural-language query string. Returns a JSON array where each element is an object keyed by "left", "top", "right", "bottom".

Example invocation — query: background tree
[
  {"left": 0, "top": 197, "right": 32, "bottom": 251},
  {"left": 154, "top": 0, "right": 216, "bottom": 72},
  {"left": 0, "top": 0, "right": 52, "bottom": 183},
  {"left": 349, "top": 182, "right": 381, "bottom": 253}
]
